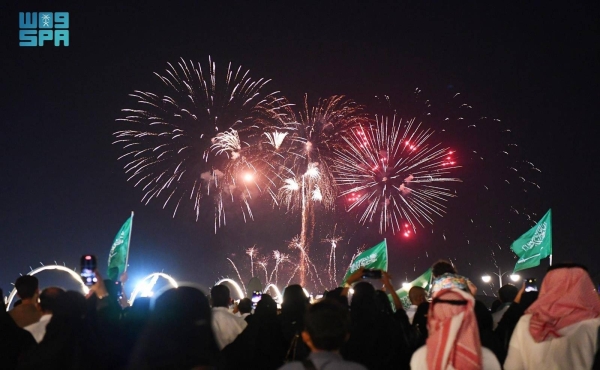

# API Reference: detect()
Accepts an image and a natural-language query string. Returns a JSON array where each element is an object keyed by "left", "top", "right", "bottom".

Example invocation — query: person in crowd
[
  {"left": 504, "top": 263, "right": 600, "bottom": 369},
  {"left": 324, "top": 287, "right": 349, "bottom": 308},
  {"left": 474, "top": 299, "right": 506, "bottom": 364},
  {"left": 235, "top": 298, "right": 253, "bottom": 322},
  {"left": 492, "top": 284, "right": 518, "bottom": 330},
  {"left": 0, "top": 310, "right": 36, "bottom": 369},
  {"left": 279, "top": 300, "right": 367, "bottom": 370},
  {"left": 120, "top": 296, "right": 152, "bottom": 364},
  {"left": 23, "top": 287, "right": 64, "bottom": 343},
  {"left": 279, "top": 284, "right": 311, "bottom": 362},
  {"left": 9, "top": 276, "right": 41, "bottom": 328},
  {"left": 17, "top": 290, "right": 102, "bottom": 369},
  {"left": 494, "top": 282, "right": 539, "bottom": 355},
  {"left": 410, "top": 288, "right": 502, "bottom": 370},
  {"left": 408, "top": 286, "right": 428, "bottom": 324},
  {"left": 130, "top": 286, "right": 219, "bottom": 369},
  {"left": 430, "top": 260, "right": 477, "bottom": 296},
  {"left": 341, "top": 268, "right": 409, "bottom": 370},
  {"left": 220, "top": 294, "right": 287, "bottom": 370},
  {"left": 210, "top": 284, "right": 248, "bottom": 350}
]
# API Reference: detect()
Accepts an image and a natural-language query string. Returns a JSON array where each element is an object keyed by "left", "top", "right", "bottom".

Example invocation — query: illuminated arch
[
  {"left": 263, "top": 283, "right": 282, "bottom": 302},
  {"left": 215, "top": 278, "right": 246, "bottom": 299},
  {"left": 5, "top": 265, "right": 89, "bottom": 311},
  {"left": 129, "top": 272, "right": 179, "bottom": 305}
]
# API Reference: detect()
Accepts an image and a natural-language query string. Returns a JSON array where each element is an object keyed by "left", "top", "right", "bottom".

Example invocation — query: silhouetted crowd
[{"left": 2, "top": 260, "right": 599, "bottom": 369}]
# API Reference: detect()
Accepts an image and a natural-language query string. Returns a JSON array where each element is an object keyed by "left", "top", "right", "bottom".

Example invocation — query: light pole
[{"left": 481, "top": 266, "right": 520, "bottom": 287}]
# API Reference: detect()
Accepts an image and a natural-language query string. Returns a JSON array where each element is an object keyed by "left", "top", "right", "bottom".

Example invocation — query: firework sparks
[
  {"left": 263, "top": 95, "right": 368, "bottom": 286},
  {"left": 288, "top": 236, "right": 326, "bottom": 290},
  {"left": 246, "top": 246, "right": 257, "bottom": 277},
  {"left": 334, "top": 115, "right": 461, "bottom": 233},
  {"left": 322, "top": 224, "right": 343, "bottom": 287},
  {"left": 227, "top": 258, "right": 247, "bottom": 295},
  {"left": 113, "top": 57, "right": 279, "bottom": 231}
]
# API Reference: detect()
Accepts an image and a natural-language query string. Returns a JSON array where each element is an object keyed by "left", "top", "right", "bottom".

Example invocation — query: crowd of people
[{"left": 1, "top": 260, "right": 599, "bottom": 369}]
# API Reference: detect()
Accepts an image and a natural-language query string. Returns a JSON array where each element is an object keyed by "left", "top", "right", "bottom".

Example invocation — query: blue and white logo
[{"left": 19, "top": 12, "right": 69, "bottom": 47}]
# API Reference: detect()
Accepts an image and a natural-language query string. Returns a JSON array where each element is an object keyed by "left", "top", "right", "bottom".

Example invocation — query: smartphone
[
  {"left": 114, "top": 281, "right": 123, "bottom": 300},
  {"left": 80, "top": 255, "right": 98, "bottom": 286},
  {"left": 362, "top": 269, "right": 382, "bottom": 279},
  {"left": 251, "top": 291, "right": 262, "bottom": 309},
  {"left": 525, "top": 278, "right": 538, "bottom": 292}
]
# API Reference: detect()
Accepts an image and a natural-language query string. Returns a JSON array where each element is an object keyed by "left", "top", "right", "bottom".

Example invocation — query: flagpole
[
  {"left": 384, "top": 238, "right": 388, "bottom": 271},
  {"left": 124, "top": 211, "right": 134, "bottom": 273}
]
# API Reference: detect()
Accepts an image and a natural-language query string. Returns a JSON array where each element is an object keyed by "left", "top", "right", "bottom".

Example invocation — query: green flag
[
  {"left": 395, "top": 268, "right": 432, "bottom": 309},
  {"left": 342, "top": 240, "right": 388, "bottom": 284},
  {"left": 107, "top": 214, "right": 133, "bottom": 281},
  {"left": 511, "top": 209, "right": 552, "bottom": 273}
]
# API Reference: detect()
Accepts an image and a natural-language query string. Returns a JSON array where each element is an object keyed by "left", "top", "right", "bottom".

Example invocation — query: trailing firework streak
[
  {"left": 333, "top": 115, "right": 462, "bottom": 234},
  {"left": 218, "top": 95, "right": 368, "bottom": 287},
  {"left": 112, "top": 58, "right": 280, "bottom": 232}
]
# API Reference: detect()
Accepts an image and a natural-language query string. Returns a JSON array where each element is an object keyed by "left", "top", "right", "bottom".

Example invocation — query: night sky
[{"left": 2, "top": 2, "right": 599, "bottom": 298}]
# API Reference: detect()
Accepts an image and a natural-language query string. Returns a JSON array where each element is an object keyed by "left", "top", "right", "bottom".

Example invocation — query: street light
[
  {"left": 402, "top": 282, "right": 412, "bottom": 290},
  {"left": 481, "top": 267, "right": 520, "bottom": 286}
]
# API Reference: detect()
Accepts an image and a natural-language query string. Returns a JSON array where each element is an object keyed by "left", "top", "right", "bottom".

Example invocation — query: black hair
[
  {"left": 432, "top": 260, "right": 457, "bottom": 278},
  {"left": 324, "top": 287, "right": 349, "bottom": 307},
  {"left": 304, "top": 299, "right": 350, "bottom": 351},
  {"left": 238, "top": 298, "right": 252, "bottom": 314},
  {"left": 15, "top": 275, "right": 39, "bottom": 299},
  {"left": 498, "top": 284, "right": 519, "bottom": 303},
  {"left": 39, "top": 287, "right": 65, "bottom": 312},
  {"left": 210, "top": 284, "right": 231, "bottom": 307},
  {"left": 254, "top": 294, "right": 277, "bottom": 317}
]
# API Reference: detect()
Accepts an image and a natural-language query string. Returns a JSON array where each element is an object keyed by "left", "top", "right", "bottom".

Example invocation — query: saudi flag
[
  {"left": 107, "top": 214, "right": 133, "bottom": 281},
  {"left": 342, "top": 240, "right": 388, "bottom": 284},
  {"left": 395, "top": 268, "right": 432, "bottom": 309},
  {"left": 511, "top": 209, "right": 552, "bottom": 273}
]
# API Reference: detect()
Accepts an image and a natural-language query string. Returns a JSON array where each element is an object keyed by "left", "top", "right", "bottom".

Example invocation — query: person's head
[
  {"left": 15, "top": 275, "right": 39, "bottom": 300},
  {"left": 38, "top": 287, "right": 65, "bottom": 313},
  {"left": 254, "top": 294, "right": 277, "bottom": 317},
  {"left": 427, "top": 288, "right": 482, "bottom": 369},
  {"left": 281, "top": 284, "right": 309, "bottom": 315},
  {"left": 497, "top": 284, "right": 518, "bottom": 303},
  {"left": 154, "top": 286, "right": 212, "bottom": 326},
  {"left": 302, "top": 299, "right": 350, "bottom": 352},
  {"left": 324, "top": 287, "right": 349, "bottom": 307},
  {"left": 237, "top": 298, "right": 252, "bottom": 314},
  {"left": 525, "top": 263, "right": 600, "bottom": 342},
  {"left": 131, "top": 286, "right": 218, "bottom": 368},
  {"left": 352, "top": 281, "right": 375, "bottom": 302},
  {"left": 374, "top": 290, "right": 394, "bottom": 315},
  {"left": 210, "top": 284, "right": 231, "bottom": 308},
  {"left": 409, "top": 286, "right": 427, "bottom": 306},
  {"left": 432, "top": 260, "right": 456, "bottom": 278},
  {"left": 53, "top": 291, "right": 87, "bottom": 319}
]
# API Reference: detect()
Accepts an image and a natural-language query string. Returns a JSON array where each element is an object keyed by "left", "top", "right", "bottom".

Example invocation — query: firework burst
[
  {"left": 333, "top": 115, "right": 462, "bottom": 234},
  {"left": 113, "top": 57, "right": 279, "bottom": 231},
  {"left": 322, "top": 225, "right": 343, "bottom": 287}
]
